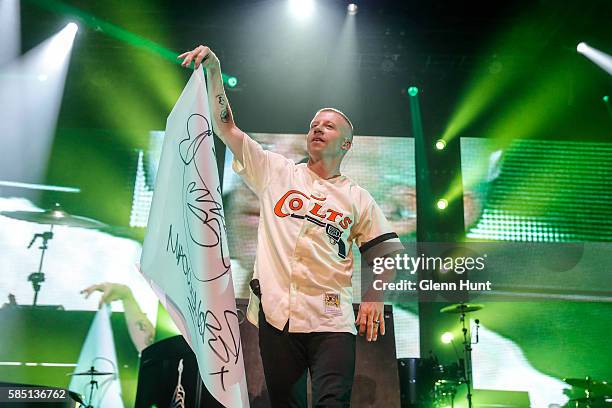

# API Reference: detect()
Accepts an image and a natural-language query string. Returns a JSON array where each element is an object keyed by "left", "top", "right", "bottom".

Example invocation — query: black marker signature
[{"left": 180, "top": 113, "right": 230, "bottom": 282}]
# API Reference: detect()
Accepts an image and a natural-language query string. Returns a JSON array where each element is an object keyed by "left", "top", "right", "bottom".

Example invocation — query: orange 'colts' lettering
[
  {"left": 326, "top": 209, "right": 343, "bottom": 222},
  {"left": 274, "top": 190, "right": 353, "bottom": 230},
  {"left": 309, "top": 203, "right": 327, "bottom": 218},
  {"left": 274, "top": 190, "right": 309, "bottom": 217},
  {"left": 339, "top": 216, "right": 352, "bottom": 229}
]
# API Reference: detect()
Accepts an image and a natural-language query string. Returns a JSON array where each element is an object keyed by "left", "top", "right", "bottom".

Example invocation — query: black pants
[{"left": 258, "top": 308, "right": 356, "bottom": 408}]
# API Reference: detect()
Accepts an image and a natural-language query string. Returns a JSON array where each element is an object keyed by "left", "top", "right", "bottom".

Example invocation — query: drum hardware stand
[
  {"left": 27, "top": 224, "right": 54, "bottom": 306},
  {"left": 2, "top": 203, "right": 106, "bottom": 307},
  {"left": 67, "top": 365, "right": 115, "bottom": 408},
  {"left": 460, "top": 312, "right": 480, "bottom": 408},
  {"left": 85, "top": 366, "right": 99, "bottom": 408}
]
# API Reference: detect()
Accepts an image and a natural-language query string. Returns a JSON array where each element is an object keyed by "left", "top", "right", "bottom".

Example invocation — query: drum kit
[
  {"left": 2, "top": 204, "right": 120, "bottom": 407},
  {"left": 563, "top": 377, "right": 612, "bottom": 407},
  {"left": 1, "top": 203, "right": 107, "bottom": 306},
  {"left": 431, "top": 303, "right": 612, "bottom": 408}
]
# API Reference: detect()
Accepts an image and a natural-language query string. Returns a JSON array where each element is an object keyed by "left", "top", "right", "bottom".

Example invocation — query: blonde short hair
[{"left": 315, "top": 108, "right": 354, "bottom": 139}]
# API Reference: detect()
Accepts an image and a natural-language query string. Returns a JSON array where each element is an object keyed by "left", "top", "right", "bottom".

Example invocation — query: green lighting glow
[
  {"left": 27, "top": 0, "right": 238, "bottom": 103},
  {"left": 441, "top": 332, "right": 454, "bottom": 344},
  {"left": 436, "top": 199, "right": 448, "bottom": 210},
  {"left": 440, "top": 17, "right": 559, "bottom": 144},
  {"left": 408, "top": 86, "right": 419, "bottom": 96},
  {"left": 435, "top": 140, "right": 446, "bottom": 150},
  {"left": 604, "top": 95, "right": 610, "bottom": 103},
  {"left": 227, "top": 76, "right": 238, "bottom": 88}
]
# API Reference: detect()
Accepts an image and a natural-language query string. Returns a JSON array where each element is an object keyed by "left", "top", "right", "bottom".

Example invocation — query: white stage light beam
[
  {"left": 0, "top": 0, "right": 20, "bottom": 65},
  {"left": 0, "top": 23, "right": 79, "bottom": 188},
  {"left": 576, "top": 42, "right": 612, "bottom": 75},
  {"left": 43, "top": 22, "right": 79, "bottom": 71},
  {"left": 289, "top": 0, "right": 315, "bottom": 19}
]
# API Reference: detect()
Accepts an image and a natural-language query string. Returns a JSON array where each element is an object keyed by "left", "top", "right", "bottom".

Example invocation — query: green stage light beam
[
  {"left": 25, "top": 0, "right": 236, "bottom": 88},
  {"left": 441, "top": 173, "right": 464, "bottom": 205},
  {"left": 486, "top": 67, "right": 568, "bottom": 149},
  {"left": 473, "top": 59, "right": 604, "bottom": 238},
  {"left": 440, "top": 16, "right": 557, "bottom": 144},
  {"left": 26, "top": 0, "right": 174, "bottom": 62},
  {"left": 408, "top": 86, "right": 419, "bottom": 96},
  {"left": 408, "top": 90, "right": 424, "bottom": 140}
]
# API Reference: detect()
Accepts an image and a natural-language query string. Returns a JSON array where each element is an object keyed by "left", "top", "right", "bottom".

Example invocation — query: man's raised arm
[{"left": 178, "top": 45, "right": 245, "bottom": 163}]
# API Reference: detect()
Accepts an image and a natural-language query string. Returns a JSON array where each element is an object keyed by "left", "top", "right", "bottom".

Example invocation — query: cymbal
[
  {"left": 440, "top": 303, "right": 484, "bottom": 314},
  {"left": 564, "top": 377, "right": 612, "bottom": 394},
  {"left": 68, "top": 368, "right": 115, "bottom": 377},
  {"left": 1, "top": 205, "right": 106, "bottom": 229}
]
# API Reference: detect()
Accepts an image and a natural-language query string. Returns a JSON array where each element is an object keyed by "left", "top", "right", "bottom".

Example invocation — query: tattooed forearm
[
  {"left": 205, "top": 69, "right": 244, "bottom": 158},
  {"left": 220, "top": 107, "right": 232, "bottom": 123},
  {"left": 136, "top": 320, "right": 147, "bottom": 331},
  {"left": 134, "top": 319, "right": 155, "bottom": 348},
  {"left": 217, "top": 94, "right": 232, "bottom": 123}
]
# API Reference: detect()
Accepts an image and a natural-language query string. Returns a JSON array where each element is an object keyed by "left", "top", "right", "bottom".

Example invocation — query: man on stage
[{"left": 178, "top": 45, "right": 403, "bottom": 407}]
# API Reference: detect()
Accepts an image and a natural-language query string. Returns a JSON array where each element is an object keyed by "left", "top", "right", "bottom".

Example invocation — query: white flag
[
  {"left": 68, "top": 305, "right": 124, "bottom": 408},
  {"left": 140, "top": 66, "right": 249, "bottom": 407}
]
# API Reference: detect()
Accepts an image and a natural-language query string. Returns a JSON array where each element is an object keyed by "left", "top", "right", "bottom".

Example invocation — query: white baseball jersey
[{"left": 233, "top": 135, "right": 403, "bottom": 334}]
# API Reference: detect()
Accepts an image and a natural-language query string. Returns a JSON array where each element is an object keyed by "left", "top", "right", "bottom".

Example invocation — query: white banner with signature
[{"left": 141, "top": 66, "right": 249, "bottom": 407}]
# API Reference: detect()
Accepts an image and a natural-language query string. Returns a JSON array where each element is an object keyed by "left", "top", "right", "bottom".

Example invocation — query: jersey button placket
[{"left": 289, "top": 262, "right": 300, "bottom": 327}]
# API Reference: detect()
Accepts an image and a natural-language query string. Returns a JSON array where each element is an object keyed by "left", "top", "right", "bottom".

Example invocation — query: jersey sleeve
[
  {"left": 353, "top": 194, "right": 404, "bottom": 265},
  {"left": 231, "top": 135, "right": 290, "bottom": 196}
]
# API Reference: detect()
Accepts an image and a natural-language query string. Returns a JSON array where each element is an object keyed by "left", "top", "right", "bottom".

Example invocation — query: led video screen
[{"left": 460, "top": 137, "right": 612, "bottom": 406}]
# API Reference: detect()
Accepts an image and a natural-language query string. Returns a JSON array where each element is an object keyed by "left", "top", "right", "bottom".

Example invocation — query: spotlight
[
  {"left": 604, "top": 95, "right": 609, "bottom": 103},
  {"left": 575, "top": 42, "right": 612, "bottom": 75},
  {"left": 435, "top": 140, "right": 446, "bottom": 150},
  {"left": 227, "top": 76, "right": 238, "bottom": 88},
  {"left": 347, "top": 3, "right": 358, "bottom": 15},
  {"left": 408, "top": 86, "right": 419, "bottom": 96},
  {"left": 37, "top": 74, "right": 48, "bottom": 82},
  {"left": 43, "top": 22, "right": 79, "bottom": 70},
  {"left": 289, "top": 0, "right": 314, "bottom": 19},
  {"left": 436, "top": 199, "right": 448, "bottom": 210},
  {"left": 441, "top": 332, "right": 454, "bottom": 344},
  {"left": 66, "top": 22, "right": 79, "bottom": 35}
]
